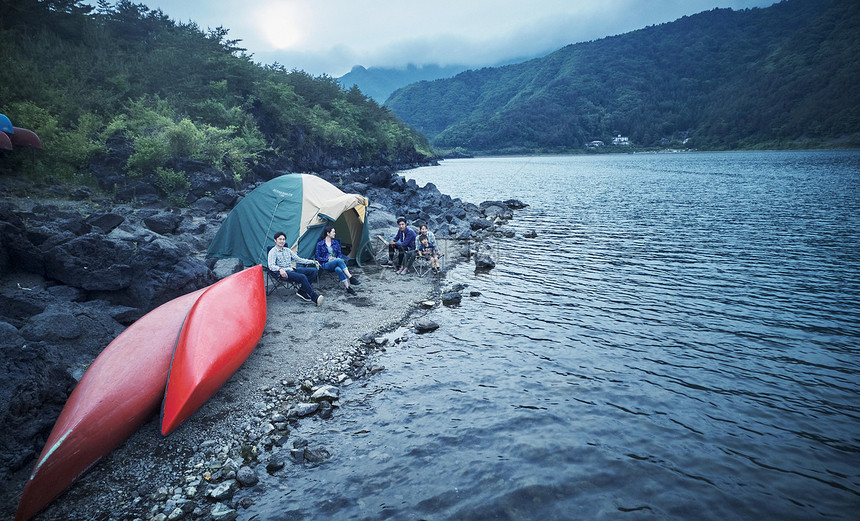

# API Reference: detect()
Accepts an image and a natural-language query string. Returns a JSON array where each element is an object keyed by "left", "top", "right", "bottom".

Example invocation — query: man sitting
[
  {"left": 267, "top": 231, "right": 324, "bottom": 306},
  {"left": 388, "top": 217, "right": 417, "bottom": 275}
]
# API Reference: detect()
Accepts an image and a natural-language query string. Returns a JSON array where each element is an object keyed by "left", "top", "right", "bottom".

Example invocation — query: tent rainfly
[{"left": 207, "top": 174, "right": 373, "bottom": 267}]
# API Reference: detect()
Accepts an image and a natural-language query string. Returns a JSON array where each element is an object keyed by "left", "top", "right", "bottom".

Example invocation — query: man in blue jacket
[{"left": 388, "top": 217, "right": 417, "bottom": 274}]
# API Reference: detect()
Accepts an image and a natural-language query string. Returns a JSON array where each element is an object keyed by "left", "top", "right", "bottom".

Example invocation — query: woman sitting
[{"left": 315, "top": 225, "right": 360, "bottom": 296}]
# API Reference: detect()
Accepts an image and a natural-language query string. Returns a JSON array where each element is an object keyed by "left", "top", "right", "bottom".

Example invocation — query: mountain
[
  {"left": 337, "top": 64, "right": 471, "bottom": 104},
  {"left": 337, "top": 54, "right": 540, "bottom": 105},
  {"left": 385, "top": 0, "right": 860, "bottom": 153}
]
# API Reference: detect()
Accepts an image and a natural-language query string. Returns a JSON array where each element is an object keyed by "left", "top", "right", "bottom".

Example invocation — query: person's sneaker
[
  {"left": 349, "top": 275, "right": 360, "bottom": 285},
  {"left": 296, "top": 291, "right": 311, "bottom": 302},
  {"left": 315, "top": 294, "right": 324, "bottom": 306},
  {"left": 346, "top": 286, "right": 357, "bottom": 296}
]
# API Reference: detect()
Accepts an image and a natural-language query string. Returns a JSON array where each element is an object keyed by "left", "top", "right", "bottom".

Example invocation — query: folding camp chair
[
  {"left": 373, "top": 235, "right": 393, "bottom": 266},
  {"left": 414, "top": 251, "right": 445, "bottom": 277},
  {"left": 265, "top": 246, "right": 300, "bottom": 299}
]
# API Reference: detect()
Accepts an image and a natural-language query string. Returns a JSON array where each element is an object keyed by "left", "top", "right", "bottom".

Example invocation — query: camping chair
[
  {"left": 265, "top": 246, "right": 300, "bottom": 299},
  {"left": 373, "top": 235, "right": 393, "bottom": 265},
  {"left": 414, "top": 250, "right": 445, "bottom": 277}
]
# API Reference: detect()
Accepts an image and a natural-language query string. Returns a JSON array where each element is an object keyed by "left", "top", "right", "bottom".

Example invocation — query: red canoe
[
  {"left": 161, "top": 265, "right": 266, "bottom": 435},
  {"left": 15, "top": 288, "right": 207, "bottom": 521},
  {"left": 0, "top": 131, "right": 12, "bottom": 150},
  {"left": 9, "top": 127, "right": 43, "bottom": 149}
]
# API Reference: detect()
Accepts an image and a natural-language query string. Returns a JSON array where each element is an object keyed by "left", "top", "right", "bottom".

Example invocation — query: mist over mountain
[
  {"left": 385, "top": 0, "right": 860, "bottom": 153},
  {"left": 337, "top": 64, "right": 471, "bottom": 104}
]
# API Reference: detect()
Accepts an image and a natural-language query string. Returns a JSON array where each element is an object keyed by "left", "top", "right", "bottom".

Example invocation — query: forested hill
[
  {"left": 0, "top": 0, "right": 432, "bottom": 192},
  {"left": 386, "top": 0, "right": 860, "bottom": 154}
]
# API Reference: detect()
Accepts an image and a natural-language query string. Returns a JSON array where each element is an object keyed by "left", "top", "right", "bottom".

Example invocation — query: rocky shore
[{"left": 0, "top": 164, "right": 525, "bottom": 521}]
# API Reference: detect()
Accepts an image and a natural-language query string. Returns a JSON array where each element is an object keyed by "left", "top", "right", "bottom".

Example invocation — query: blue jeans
[
  {"left": 275, "top": 267, "right": 319, "bottom": 300},
  {"left": 321, "top": 258, "right": 348, "bottom": 282}
]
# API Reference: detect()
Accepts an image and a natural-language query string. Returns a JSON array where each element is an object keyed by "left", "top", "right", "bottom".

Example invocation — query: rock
[
  {"left": 143, "top": 212, "right": 182, "bottom": 235},
  {"left": 420, "top": 300, "right": 435, "bottom": 308},
  {"left": 20, "top": 307, "right": 82, "bottom": 341},
  {"left": 475, "top": 254, "right": 496, "bottom": 271},
  {"left": 441, "top": 292, "right": 462, "bottom": 306},
  {"left": 213, "top": 258, "right": 244, "bottom": 279},
  {"left": 266, "top": 456, "right": 286, "bottom": 474},
  {"left": 207, "top": 480, "right": 235, "bottom": 501},
  {"left": 470, "top": 218, "right": 493, "bottom": 231},
  {"left": 86, "top": 213, "right": 125, "bottom": 233},
  {"left": 293, "top": 402, "right": 319, "bottom": 417},
  {"left": 318, "top": 401, "right": 333, "bottom": 419},
  {"left": 43, "top": 234, "right": 134, "bottom": 291},
  {"left": 209, "top": 503, "right": 238, "bottom": 521},
  {"left": 303, "top": 448, "right": 331, "bottom": 463},
  {"left": 236, "top": 466, "right": 259, "bottom": 487},
  {"left": 523, "top": 229, "right": 538, "bottom": 238},
  {"left": 311, "top": 385, "right": 339, "bottom": 402},
  {"left": 482, "top": 203, "right": 513, "bottom": 221},
  {"left": 46, "top": 284, "right": 84, "bottom": 302},
  {"left": 504, "top": 199, "right": 528, "bottom": 209},
  {"left": 414, "top": 318, "right": 439, "bottom": 333}
]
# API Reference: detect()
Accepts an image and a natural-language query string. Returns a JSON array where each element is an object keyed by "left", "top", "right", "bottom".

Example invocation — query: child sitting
[{"left": 417, "top": 234, "right": 441, "bottom": 273}]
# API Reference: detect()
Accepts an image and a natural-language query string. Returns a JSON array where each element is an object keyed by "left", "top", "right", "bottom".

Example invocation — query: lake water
[{"left": 241, "top": 151, "right": 860, "bottom": 520}]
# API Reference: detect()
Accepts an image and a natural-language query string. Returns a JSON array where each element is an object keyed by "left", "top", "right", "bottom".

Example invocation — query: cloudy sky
[{"left": 95, "top": 0, "right": 777, "bottom": 77}]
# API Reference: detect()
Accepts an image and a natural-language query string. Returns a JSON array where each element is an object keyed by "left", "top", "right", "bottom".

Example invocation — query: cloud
[{"left": 84, "top": 0, "right": 777, "bottom": 76}]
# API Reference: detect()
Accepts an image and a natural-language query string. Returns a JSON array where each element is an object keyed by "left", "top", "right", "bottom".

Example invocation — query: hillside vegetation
[
  {"left": 386, "top": 0, "right": 860, "bottom": 154},
  {"left": 0, "top": 0, "right": 433, "bottom": 195}
]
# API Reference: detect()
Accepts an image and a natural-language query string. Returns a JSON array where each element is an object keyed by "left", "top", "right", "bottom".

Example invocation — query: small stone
[
  {"left": 421, "top": 300, "right": 436, "bottom": 308},
  {"left": 266, "top": 456, "right": 286, "bottom": 474},
  {"left": 414, "top": 318, "right": 439, "bottom": 333},
  {"left": 293, "top": 402, "right": 319, "bottom": 417},
  {"left": 311, "top": 385, "right": 339, "bottom": 402},
  {"left": 236, "top": 466, "right": 259, "bottom": 487},
  {"left": 442, "top": 292, "right": 462, "bottom": 306},
  {"left": 209, "top": 503, "right": 238, "bottom": 521},
  {"left": 303, "top": 448, "right": 331, "bottom": 463},
  {"left": 318, "top": 401, "right": 333, "bottom": 419},
  {"left": 207, "top": 481, "right": 234, "bottom": 501}
]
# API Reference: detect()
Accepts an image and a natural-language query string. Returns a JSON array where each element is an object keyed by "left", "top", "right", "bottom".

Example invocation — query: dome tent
[{"left": 207, "top": 174, "right": 372, "bottom": 267}]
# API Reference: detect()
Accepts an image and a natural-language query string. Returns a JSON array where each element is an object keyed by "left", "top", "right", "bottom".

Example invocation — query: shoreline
[{"left": 3, "top": 242, "right": 461, "bottom": 521}]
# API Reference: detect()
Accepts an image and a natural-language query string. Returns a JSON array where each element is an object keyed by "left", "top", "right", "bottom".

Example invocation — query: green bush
[
  {"left": 154, "top": 167, "right": 190, "bottom": 205},
  {"left": 127, "top": 135, "right": 171, "bottom": 175}
]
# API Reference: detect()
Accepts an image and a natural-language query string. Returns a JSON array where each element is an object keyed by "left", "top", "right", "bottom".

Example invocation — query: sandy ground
[{"left": 3, "top": 243, "right": 454, "bottom": 521}]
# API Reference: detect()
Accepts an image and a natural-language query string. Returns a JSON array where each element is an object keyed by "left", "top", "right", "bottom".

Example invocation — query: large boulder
[{"left": 43, "top": 234, "right": 134, "bottom": 291}]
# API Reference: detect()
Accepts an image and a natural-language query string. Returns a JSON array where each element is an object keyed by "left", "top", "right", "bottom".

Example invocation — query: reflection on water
[{"left": 242, "top": 151, "right": 860, "bottom": 520}]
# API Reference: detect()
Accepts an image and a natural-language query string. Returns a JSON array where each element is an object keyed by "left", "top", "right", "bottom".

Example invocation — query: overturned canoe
[
  {"left": 15, "top": 288, "right": 207, "bottom": 521},
  {"left": 161, "top": 265, "right": 266, "bottom": 435},
  {"left": 9, "top": 127, "right": 43, "bottom": 149}
]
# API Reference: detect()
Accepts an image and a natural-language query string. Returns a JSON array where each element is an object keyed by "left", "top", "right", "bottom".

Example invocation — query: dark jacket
[
  {"left": 315, "top": 238, "right": 343, "bottom": 264},
  {"left": 391, "top": 227, "right": 417, "bottom": 251}
]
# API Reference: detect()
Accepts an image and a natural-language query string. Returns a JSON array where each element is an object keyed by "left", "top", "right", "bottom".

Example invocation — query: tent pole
[{"left": 260, "top": 199, "right": 284, "bottom": 266}]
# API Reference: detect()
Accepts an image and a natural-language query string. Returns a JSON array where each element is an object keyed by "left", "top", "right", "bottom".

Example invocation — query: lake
[{"left": 240, "top": 151, "right": 860, "bottom": 520}]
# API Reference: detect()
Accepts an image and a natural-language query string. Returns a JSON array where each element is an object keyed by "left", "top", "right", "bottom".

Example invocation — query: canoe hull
[
  {"left": 161, "top": 265, "right": 266, "bottom": 435},
  {"left": 9, "top": 127, "right": 43, "bottom": 149},
  {"left": 14, "top": 288, "right": 206, "bottom": 521}
]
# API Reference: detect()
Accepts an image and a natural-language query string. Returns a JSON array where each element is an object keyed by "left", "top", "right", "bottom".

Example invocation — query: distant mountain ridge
[
  {"left": 337, "top": 64, "right": 471, "bottom": 104},
  {"left": 385, "top": 0, "right": 860, "bottom": 153}
]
